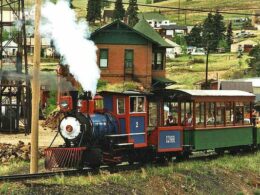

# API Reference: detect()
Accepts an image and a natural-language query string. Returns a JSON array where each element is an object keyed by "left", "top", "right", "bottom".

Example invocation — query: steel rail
[
  {"left": 0, "top": 168, "right": 92, "bottom": 182},
  {"left": 0, "top": 163, "right": 142, "bottom": 182}
]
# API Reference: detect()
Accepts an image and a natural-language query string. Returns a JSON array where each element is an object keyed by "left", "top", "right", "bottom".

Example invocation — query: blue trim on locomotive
[
  {"left": 158, "top": 131, "right": 181, "bottom": 150},
  {"left": 89, "top": 113, "right": 118, "bottom": 139},
  {"left": 119, "top": 118, "right": 126, "bottom": 134},
  {"left": 130, "top": 116, "right": 145, "bottom": 144},
  {"left": 103, "top": 96, "right": 113, "bottom": 112}
]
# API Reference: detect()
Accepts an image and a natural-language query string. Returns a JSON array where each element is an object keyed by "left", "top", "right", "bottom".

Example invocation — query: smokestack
[
  {"left": 84, "top": 91, "right": 92, "bottom": 100},
  {"left": 79, "top": 91, "right": 92, "bottom": 101}
]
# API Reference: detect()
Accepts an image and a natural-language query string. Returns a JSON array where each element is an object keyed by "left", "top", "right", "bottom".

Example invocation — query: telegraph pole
[
  {"left": 205, "top": 44, "right": 209, "bottom": 89},
  {"left": 30, "top": 0, "right": 41, "bottom": 174},
  {"left": 178, "top": 0, "right": 180, "bottom": 21}
]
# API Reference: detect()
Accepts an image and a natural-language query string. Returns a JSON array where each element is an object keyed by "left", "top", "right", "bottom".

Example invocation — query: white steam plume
[{"left": 40, "top": 0, "right": 100, "bottom": 95}]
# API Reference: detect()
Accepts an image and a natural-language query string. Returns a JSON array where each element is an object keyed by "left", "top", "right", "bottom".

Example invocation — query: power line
[{"left": 103, "top": 0, "right": 260, "bottom": 17}]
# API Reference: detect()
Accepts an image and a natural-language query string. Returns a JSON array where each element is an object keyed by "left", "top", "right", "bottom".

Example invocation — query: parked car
[{"left": 191, "top": 47, "right": 206, "bottom": 55}]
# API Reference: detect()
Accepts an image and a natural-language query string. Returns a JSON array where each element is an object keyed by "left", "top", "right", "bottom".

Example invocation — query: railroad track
[
  {"left": 0, "top": 163, "right": 142, "bottom": 182},
  {"left": 0, "top": 151, "right": 256, "bottom": 182}
]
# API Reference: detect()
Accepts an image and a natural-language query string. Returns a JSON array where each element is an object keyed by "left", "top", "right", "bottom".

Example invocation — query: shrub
[{"left": 192, "top": 58, "right": 205, "bottom": 63}]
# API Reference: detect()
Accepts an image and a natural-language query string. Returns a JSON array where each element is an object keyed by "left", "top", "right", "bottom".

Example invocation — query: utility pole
[
  {"left": 205, "top": 44, "right": 209, "bottom": 89},
  {"left": 178, "top": 0, "right": 180, "bottom": 21},
  {"left": 30, "top": 0, "right": 41, "bottom": 174}
]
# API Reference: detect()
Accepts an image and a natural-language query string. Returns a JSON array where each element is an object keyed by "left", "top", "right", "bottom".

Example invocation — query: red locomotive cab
[
  {"left": 77, "top": 95, "right": 104, "bottom": 114},
  {"left": 59, "top": 96, "right": 73, "bottom": 112}
]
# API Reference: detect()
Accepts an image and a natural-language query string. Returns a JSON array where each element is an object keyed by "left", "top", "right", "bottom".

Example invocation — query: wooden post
[
  {"left": 205, "top": 44, "right": 209, "bottom": 89},
  {"left": 30, "top": 0, "right": 41, "bottom": 174}
]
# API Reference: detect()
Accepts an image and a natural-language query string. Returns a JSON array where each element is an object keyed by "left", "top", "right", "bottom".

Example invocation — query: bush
[
  {"left": 44, "top": 90, "right": 57, "bottom": 116},
  {"left": 97, "top": 79, "right": 108, "bottom": 90},
  {"left": 192, "top": 58, "right": 205, "bottom": 63}
]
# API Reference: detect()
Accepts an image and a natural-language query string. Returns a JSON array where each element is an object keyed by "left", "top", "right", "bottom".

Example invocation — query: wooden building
[{"left": 91, "top": 19, "right": 174, "bottom": 89}]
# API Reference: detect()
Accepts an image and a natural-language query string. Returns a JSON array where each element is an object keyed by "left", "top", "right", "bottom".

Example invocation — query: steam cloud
[{"left": 40, "top": 0, "right": 100, "bottom": 95}]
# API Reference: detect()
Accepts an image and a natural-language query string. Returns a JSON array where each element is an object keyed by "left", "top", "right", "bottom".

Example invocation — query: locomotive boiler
[{"left": 59, "top": 91, "right": 119, "bottom": 148}]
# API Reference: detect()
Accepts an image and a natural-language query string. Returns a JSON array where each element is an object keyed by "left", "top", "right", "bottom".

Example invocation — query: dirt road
[{"left": 0, "top": 121, "right": 63, "bottom": 147}]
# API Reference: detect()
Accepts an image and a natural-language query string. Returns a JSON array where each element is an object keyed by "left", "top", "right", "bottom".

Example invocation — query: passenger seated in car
[
  {"left": 166, "top": 113, "right": 177, "bottom": 126},
  {"left": 207, "top": 113, "right": 215, "bottom": 125},
  {"left": 182, "top": 112, "right": 193, "bottom": 126}
]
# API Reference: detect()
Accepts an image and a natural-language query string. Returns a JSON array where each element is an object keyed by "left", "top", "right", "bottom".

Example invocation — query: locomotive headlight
[
  {"left": 60, "top": 100, "right": 69, "bottom": 109},
  {"left": 59, "top": 116, "right": 81, "bottom": 140}
]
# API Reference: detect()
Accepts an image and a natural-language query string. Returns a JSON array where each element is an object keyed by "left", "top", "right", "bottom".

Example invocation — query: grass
[
  {"left": 0, "top": 159, "right": 45, "bottom": 176},
  {"left": 22, "top": 0, "right": 260, "bottom": 25},
  {"left": 0, "top": 152, "right": 259, "bottom": 194},
  {"left": 166, "top": 53, "right": 251, "bottom": 88}
]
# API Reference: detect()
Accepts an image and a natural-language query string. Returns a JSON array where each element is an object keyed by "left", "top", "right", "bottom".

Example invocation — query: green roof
[
  {"left": 137, "top": 12, "right": 166, "bottom": 21},
  {"left": 133, "top": 19, "right": 172, "bottom": 48}
]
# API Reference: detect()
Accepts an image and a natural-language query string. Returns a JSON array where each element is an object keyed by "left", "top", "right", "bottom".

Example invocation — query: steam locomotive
[{"left": 45, "top": 89, "right": 260, "bottom": 169}]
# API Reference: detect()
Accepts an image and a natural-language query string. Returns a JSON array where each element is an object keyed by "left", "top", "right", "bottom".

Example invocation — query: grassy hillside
[
  {"left": 140, "top": 0, "right": 260, "bottom": 25},
  {"left": 0, "top": 152, "right": 259, "bottom": 194},
  {"left": 166, "top": 53, "right": 251, "bottom": 89},
  {"left": 24, "top": 0, "right": 259, "bottom": 25}
]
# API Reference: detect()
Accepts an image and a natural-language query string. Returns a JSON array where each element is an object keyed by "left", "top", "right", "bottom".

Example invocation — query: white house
[
  {"left": 26, "top": 37, "right": 54, "bottom": 57},
  {"left": 1, "top": 40, "right": 18, "bottom": 56},
  {"left": 164, "top": 38, "right": 182, "bottom": 59}
]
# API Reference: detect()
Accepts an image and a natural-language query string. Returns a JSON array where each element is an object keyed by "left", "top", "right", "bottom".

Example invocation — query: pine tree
[
  {"left": 126, "top": 0, "right": 139, "bottom": 27},
  {"left": 185, "top": 24, "right": 203, "bottom": 47},
  {"left": 113, "top": 0, "right": 125, "bottom": 20},
  {"left": 95, "top": 0, "right": 102, "bottom": 21},
  {"left": 86, "top": 0, "right": 96, "bottom": 23},
  {"left": 86, "top": 0, "right": 101, "bottom": 23},
  {"left": 202, "top": 12, "right": 226, "bottom": 51},
  {"left": 226, "top": 21, "right": 233, "bottom": 51},
  {"left": 213, "top": 11, "right": 226, "bottom": 50},
  {"left": 249, "top": 44, "right": 260, "bottom": 76},
  {"left": 202, "top": 13, "right": 215, "bottom": 50}
]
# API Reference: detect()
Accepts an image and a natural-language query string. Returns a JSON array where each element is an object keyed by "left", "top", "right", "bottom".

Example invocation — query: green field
[
  {"left": 0, "top": 152, "right": 259, "bottom": 194},
  {"left": 166, "top": 53, "right": 251, "bottom": 89}
]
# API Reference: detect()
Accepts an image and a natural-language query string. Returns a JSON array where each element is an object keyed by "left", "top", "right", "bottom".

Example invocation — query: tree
[
  {"left": 101, "top": 1, "right": 111, "bottom": 9},
  {"left": 2, "top": 30, "right": 9, "bottom": 41},
  {"left": 126, "top": 0, "right": 139, "bottom": 27},
  {"left": 226, "top": 21, "right": 233, "bottom": 51},
  {"left": 202, "top": 13, "right": 215, "bottom": 50},
  {"left": 86, "top": 0, "right": 101, "bottom": 23},
  {"left": 69, "top": 0, "right": 74, "bottom": 9},
  {"left": 185, "top": 24, "right": 203, "bottom": 47},
  {"left": 173, "top": 35, "right": 187, "bottom": 53},
  {"left": 113, "top": 0, "right": 125, "bottom": 20},
  {"left": 249, "top": 44, "right": 260, "bottom": 76},
  {"left": 202, "top": 12, "right": 226, "bottom": 51},
  {"left": 213, "top": 12, "right": 226, "bottom": 49}
]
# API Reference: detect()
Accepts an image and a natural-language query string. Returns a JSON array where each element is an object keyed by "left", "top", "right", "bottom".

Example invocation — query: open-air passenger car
[{"left": 148, "top": 89, "right": 257, "bottom": 154}]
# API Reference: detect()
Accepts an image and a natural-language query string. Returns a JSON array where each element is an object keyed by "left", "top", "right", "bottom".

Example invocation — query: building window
[
  {"left": 130, "top": 96, "right": 145, "bottom": 113},
  {"left": 117, "top": 98, "right": 125, "bottom": 114},
  {"left": 125, "top": 49, "right": 134, "bottom": 69},
  {"left": 152, "top": 52, "right": 164, "bottom": 70},
  {"left": 99, "top": 49, "right": 108, "bottom": 68}
]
